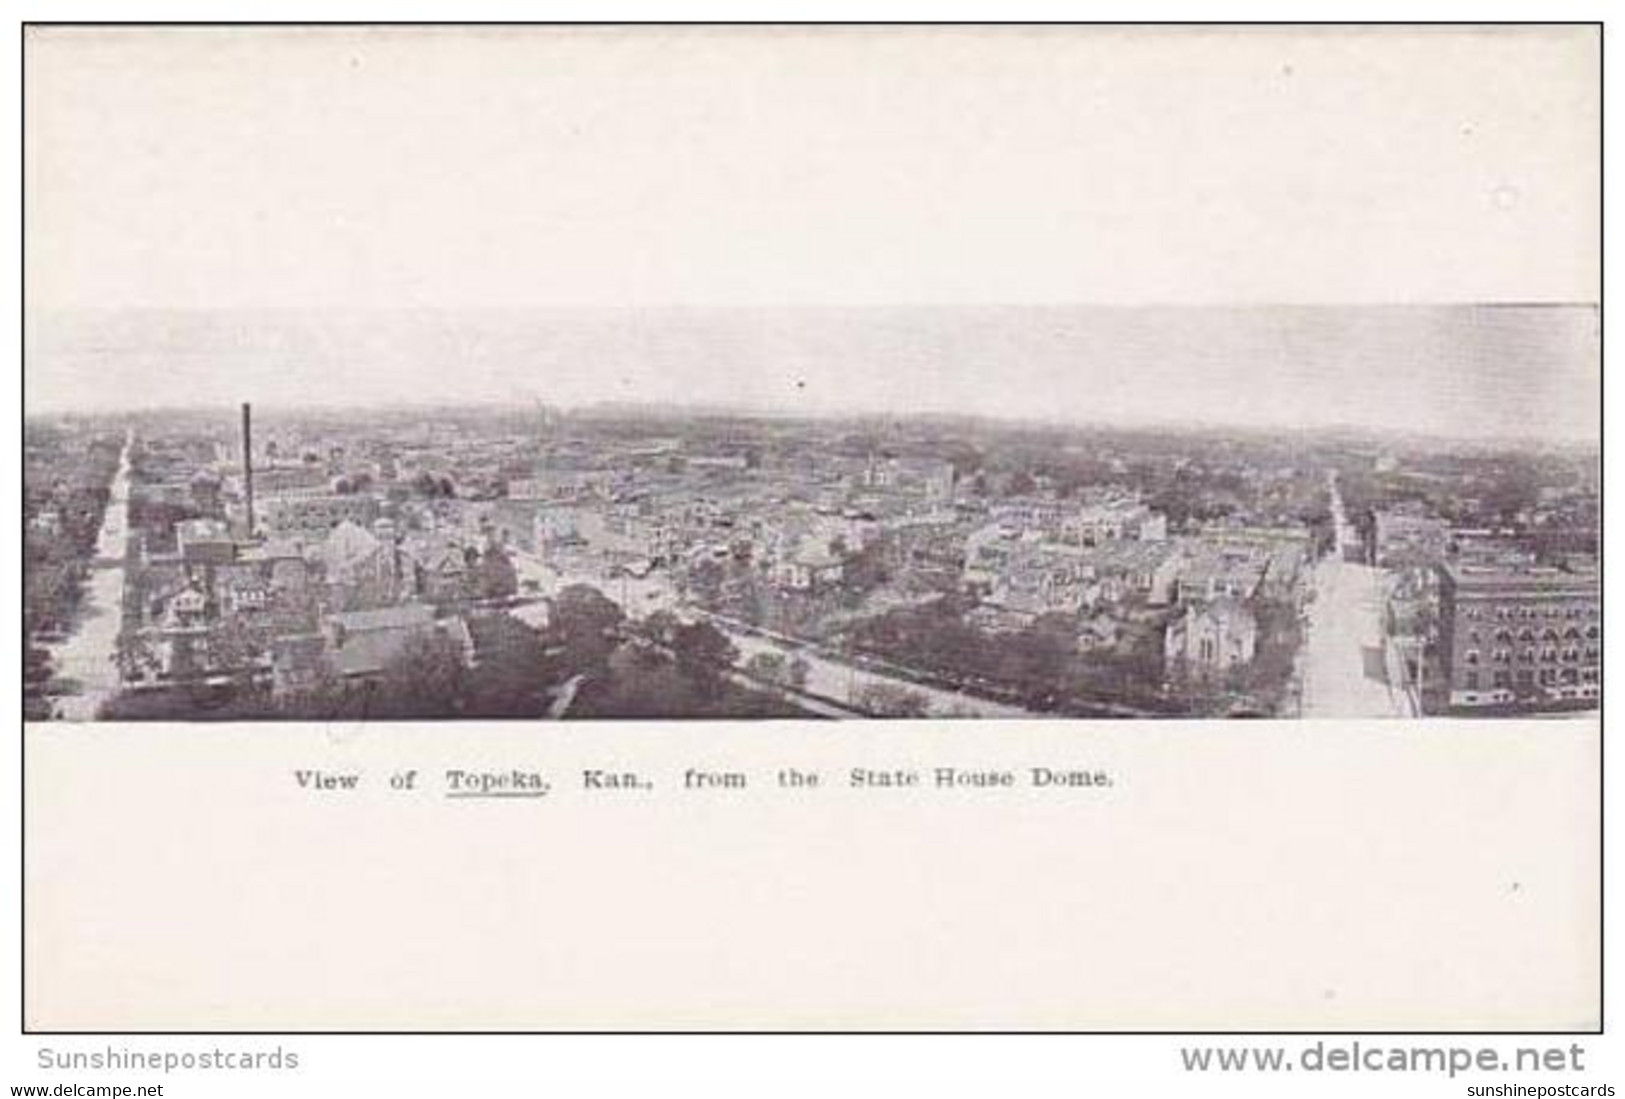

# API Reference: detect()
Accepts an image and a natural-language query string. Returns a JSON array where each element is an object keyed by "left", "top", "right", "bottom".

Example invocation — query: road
[
  {"left": 715, "top": 621, "right": 1040, "bottom": 719},
  {"left": 510, "top": 548, "right": 1040, "bottom": 718},
  {"left": 45, "top": 433, "right": 133, "bottom": 721},
  {"left": 1300, "top": 474, "right": 1408, "bottom": 719}
]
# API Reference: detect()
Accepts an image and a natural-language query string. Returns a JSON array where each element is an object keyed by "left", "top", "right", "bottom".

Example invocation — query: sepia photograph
[{"left": 25, "top": 303, "right": 1601, "bottom": 723}]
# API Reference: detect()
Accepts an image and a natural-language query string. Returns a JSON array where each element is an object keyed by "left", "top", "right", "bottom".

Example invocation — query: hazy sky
[
  {"left": 23, "top": 27, "right": 1599, "bottom": 438},
  {"left": 24, "top": 304, "right": 1600, "bottom": 442}
]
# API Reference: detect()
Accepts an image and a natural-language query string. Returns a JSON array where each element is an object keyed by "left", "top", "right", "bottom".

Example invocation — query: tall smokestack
[{"left": 241, "top": 402, "right": 255, "bottom": 538}]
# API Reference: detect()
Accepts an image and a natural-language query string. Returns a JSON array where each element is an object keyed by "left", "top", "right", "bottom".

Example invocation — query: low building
[
  {"left": 1375, "top": 505, "right": 1451, "bottom": 568},
  {"left": 30, "top": 508, "right": 63, "bottom": 537},
  {"left": 261, "top": 493, "right": 381, "bottom": 539},
  {"left": 961, "top": 522, "right": 1030, "bottom": 591},
  {"left": 251, "top": 464, "right": 333, "bottom": 497},
  {"left": 316, "top": 520, "right": 410, "bottom": 611},
  {"left": 507, "top": 470, "right": 620, "bottom": 502},
  {"left": 465, "top": 499, "right": 546, "bottom": 554},
  {"left": 147, "top": 582, "right": 212, "bottom": 679},
  {"left": 860, "top": 455, "right": 957, "bottom": 501},
  {"left": 400, "top": 535, "right": 475, "bottom": 604},
  {"left": 1197, "top": 524, "right": 1312, "bottom": 600},
  {"left": 773, "top": 539, "right": 845, "bottom": 591},
  {"left": 239, "top": 539, "right": 312, "bottom": 597},
  {"left": 686, "top": 454, "right": 751, "bottom": 473},
  {"left": 1060, "top": 497, "right": 1168, "bottom": 545},
  {"left": 270, "top": 633, "right": 329, "bottom": 698},
  {"left": 532, "top": 503, "right": 586, "bottom": 552},
  {"left": 321, "top": 604, "right": 473, "bottom": 681},
  {"left": 1076, "top": 614, "right": 1122, "bottom": 654},
  {"left": 987, "top": 542, "right": 1090, "bottom": 619},
  {"left": 176, "top": 518, "right": 237, "bottom": 566},
  {"left": 216, "top": 567, "right": 271, "bottom": 617},
  {"left": 1173, "top": 547, "right": 1268, "bottom": 605},
  {"left": 1082, "top": 540, "right": 1185, "bottom": 606}
]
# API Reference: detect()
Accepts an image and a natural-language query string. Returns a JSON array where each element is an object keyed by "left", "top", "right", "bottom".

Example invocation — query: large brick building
[{"left": 1436, "top": 561, "right": 1599, "bottom": 711}]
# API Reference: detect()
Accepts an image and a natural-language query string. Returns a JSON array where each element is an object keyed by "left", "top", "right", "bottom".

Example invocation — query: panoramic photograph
[{"left": 24, "top": 303, "right": 1600, "bottom": 722}]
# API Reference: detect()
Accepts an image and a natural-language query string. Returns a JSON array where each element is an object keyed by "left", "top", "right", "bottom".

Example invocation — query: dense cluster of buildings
[
  {"left": 105, "top": 403, "right": 1598, "bottom": 717},
  {"left": 1372, "top": 496, "right": 1600, "bottom": 713},
  {"left": 112, "top": 405, "right": 1331, "bottom": 708},
  {"left": 118, "top": 408, "right": 515, "bottom": 700},
  {"left": 957, "top": 496, "right": 1307, "bottom": 680}
]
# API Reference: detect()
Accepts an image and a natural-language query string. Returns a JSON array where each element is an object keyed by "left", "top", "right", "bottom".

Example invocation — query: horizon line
[{"left": 24, "top": 396, "right": 1601, "bottom": 451}]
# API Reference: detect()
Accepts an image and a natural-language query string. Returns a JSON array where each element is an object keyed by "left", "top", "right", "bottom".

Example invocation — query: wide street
[
  {"left": 1300, "top": 475, "right": 1408, "bottom": 719},
  {"left": 46, "top": 434, "right": 133, "bottom": 721},
  {"left": 715, "top": 621, "right": 1039, "bottom": 719}
]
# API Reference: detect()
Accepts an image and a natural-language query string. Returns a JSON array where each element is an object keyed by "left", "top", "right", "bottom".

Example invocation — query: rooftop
[
  {"left": 329, "top": 603, "right": 436, "bottom": 633},
  {"left": 1440, "top": 559, "right": 1599, "bottom": 594}
]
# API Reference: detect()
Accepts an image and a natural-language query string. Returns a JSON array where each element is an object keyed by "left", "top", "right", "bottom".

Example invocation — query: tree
[
  {"left": 209, "top": 614, "right": 268, "bottom": 684},
  {"left": 744, "top": 651, "right": 787, "bottom": 686},
  {"left": 1004, "top": 469, "right": 1038, "bottom": 497},
  {"left": 377, "top": 630, "right": 470, "bottom": 717},
  {"left": 581, "top": 644, "right": 700, "bottom": 716},
  {"left": 275, "top": 664, "right": 357, "bottom": 721},
  {"left": 854, "top": 682, "right": 931, "bottom": 717},
  {"left": 465, "top": 613, "right": 551, "bottom": 716},
  {"left": 477, "top": 545, "right": 519, "bottom": 602},
  {"left": 639, "top": 609, "right": 682, "bottom": 646},
  {"left": 551, "top": 584, "right": 624, "bottom": 672},
  {"left": 840, "top": 539, "right": 891, "bottom": 597},
  {"left": 412, "top": 471, "right": 456, "bottom": 499},
  {"left": 671, "top": 620, "right": 739, "bottom": 686},
  {"left": 685, "top": 558, "right": 726, "bottom": 605},
  {"left": 24, "top": 644, "right": 53, "bottom": 687},
  {"left": 787, "top": 654, "right": 811, "bottom": 691},
  {"left": 1481, "top": 474, "right": 1541, "bottom": 528},
  {"left": 997, "top": 618, "right": 1075, "bottom": 698},
  {"left": 115, "top": 629, "right": 161, "bottom": 684},
  {"left": 570, "top": 641, "right": 811, "bottom": 719}
]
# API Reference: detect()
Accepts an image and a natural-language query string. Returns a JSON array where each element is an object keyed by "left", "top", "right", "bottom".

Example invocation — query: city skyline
[{"left": 24, "top": 303, "right": 1601, "bottom": 443}]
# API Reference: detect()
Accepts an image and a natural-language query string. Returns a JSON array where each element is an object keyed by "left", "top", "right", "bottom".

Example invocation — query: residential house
[
  {"left": 773, "top": 538, "right": 845, "bottom": 592},
  {"left": 315, "top": 520, "right": 406, "bottom": 611},
  {"left": 321, "top": 604, "right": 474, "bottom": 681}
]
